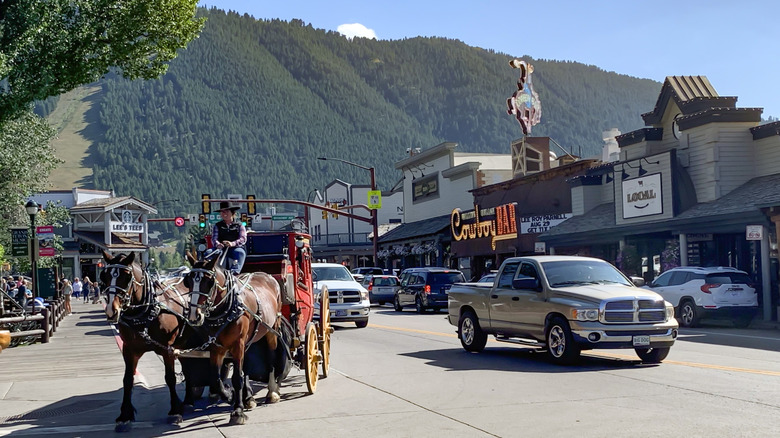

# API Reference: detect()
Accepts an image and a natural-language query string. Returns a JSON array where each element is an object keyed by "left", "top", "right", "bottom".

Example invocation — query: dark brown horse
[
  {"left": 183, "top": 251, "right": 284, "bottom": 425},
  {"left": 100, "top": 251, "right": 199, "bottom": 432}
]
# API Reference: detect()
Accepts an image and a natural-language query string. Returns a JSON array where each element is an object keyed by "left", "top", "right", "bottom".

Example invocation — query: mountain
[{"left": 48, "top": 7, "right": 660, "bottom": 220}]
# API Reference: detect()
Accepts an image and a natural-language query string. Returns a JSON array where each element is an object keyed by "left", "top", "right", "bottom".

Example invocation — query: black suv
[{"left": 394, "top": 267, "right": 466, "bottom": 313}]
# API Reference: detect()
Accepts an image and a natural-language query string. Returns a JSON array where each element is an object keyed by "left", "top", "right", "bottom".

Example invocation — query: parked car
[
  {"left": 643, "top": 266, "right": 758, "bottom": 328},
  {"left": 394, "top": 267, "right": 466, "bottom": 313},
  {"left": 363, "top": 275, "right": 400, "bottom": 305},
  {"left": 477, "top": 273, "right": 497, "bottom": 284},
  {"left": 313, "top": 263, "right": 371, "bottom": 328}
]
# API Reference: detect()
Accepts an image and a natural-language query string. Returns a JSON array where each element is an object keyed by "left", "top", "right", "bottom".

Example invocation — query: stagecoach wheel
[
  {"left": 304, "top": 322, "right": 319, "bottom": 394},
  {"left": 319, "top": 289, "right": 331, "bottom": 378}
]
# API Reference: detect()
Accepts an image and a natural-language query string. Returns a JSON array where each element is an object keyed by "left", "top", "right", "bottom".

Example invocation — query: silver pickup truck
[{"left": 447, "top": 255, "right": 678, "bottom": 364}]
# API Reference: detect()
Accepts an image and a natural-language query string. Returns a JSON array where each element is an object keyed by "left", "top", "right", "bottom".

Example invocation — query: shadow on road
[{"left": 401, "top": 346, "right": 654, "bottom": 373}]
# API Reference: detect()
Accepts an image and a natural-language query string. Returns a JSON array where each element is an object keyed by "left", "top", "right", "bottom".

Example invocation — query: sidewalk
[{"left": 0, "top": 300, "right": 222, "bottom": 437}]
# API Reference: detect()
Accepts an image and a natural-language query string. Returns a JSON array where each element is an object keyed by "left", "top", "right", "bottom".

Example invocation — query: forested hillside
[{"left": 65, "top": 8, "right": 660, "bottom": 218}]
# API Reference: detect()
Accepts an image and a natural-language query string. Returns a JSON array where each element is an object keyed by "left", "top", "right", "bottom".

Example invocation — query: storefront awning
[
  {"left": 540, "top": 173, "right": 780, "bottom": 246},
  {"left": 378, "top": 214, "right": 451, "bottom": 245},
  {"left": 74, "top": 231, "right": 148, "bottom": 253}
]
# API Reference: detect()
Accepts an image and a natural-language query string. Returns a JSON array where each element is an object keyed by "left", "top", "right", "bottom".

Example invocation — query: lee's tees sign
[{"left": 622, "top": 173, "right": 663, "bottom": 219}]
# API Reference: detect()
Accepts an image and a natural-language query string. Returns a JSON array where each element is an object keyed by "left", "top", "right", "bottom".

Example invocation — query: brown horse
[
  {"left": 183, "top": 251, "right": 284, "bottom": 425},
  {"left": 100, "top": 251, "right": 200, "bottom": 432}
]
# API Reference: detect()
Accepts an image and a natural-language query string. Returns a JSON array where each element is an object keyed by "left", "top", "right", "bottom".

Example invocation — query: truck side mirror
[
  {"left": 630, "top": 276, "right": 645, "bottom": 287},
  {"left": 512, "top": 277, "right": 540, "bottom": 291}
]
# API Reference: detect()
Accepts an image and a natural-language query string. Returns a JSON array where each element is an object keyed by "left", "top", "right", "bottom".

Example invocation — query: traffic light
[
  {"left": 321, "top": 209, "right": 328, "bottom": 219},
  {"left": 240, "top": 213, "right": 248, "bottom": 227},
  {"left": 201, "top": 194, "right": 211, "bottom": 214},
  {"left": 246, "top": 216, "right": 253, "bottom": 228},
  {"left": 247, "top": 195, "right": 256, "bottom": 215},
  {"left": 330, "top": 203, "right": 339, "bottom": 219},
  {"left": 198, "top": 214, "right": 206, "bottom": 228}
]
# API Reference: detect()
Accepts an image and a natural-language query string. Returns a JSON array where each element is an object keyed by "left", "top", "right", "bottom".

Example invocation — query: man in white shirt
[{"left": 72, "top": 277, "right": 82, "bottom": 300}]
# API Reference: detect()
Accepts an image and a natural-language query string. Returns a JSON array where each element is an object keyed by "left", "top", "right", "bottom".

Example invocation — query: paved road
[{"left": 1, "top": 302, "right": 780, "bottom": 437}]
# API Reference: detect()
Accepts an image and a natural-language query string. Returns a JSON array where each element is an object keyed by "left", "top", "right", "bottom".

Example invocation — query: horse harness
[{"left": 186, "top": 269, "right": 282, "bottom": 351}]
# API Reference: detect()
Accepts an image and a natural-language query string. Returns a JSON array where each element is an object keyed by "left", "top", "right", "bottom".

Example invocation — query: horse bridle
[
  {"left": 102, "top": 263, "right": 155, "bottom": 311},
  {"left": 186, "top": 267, "right": 237, "bottom": 318}
]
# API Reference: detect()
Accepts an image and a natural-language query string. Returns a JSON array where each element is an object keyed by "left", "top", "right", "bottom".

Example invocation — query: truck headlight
[
  {"left": 571, "top": 308, "right": 599, "bottom": 321},
  {"left": 665, "top": 302, "right": 675, "bottom": 321},
  {"left": 360, "top": 290, "right": 368, "bottom": 300}
]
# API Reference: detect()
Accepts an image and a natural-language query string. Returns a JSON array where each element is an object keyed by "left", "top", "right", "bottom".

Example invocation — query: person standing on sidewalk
[
  {"left": 72, "top": 277, "right": 82, "bottom": 301},
  {"left": 61, "top": 279, "right": 73, "bottom": 315},
  {"left": 82, "top": 277, "right": 91, "bottom": 303}
]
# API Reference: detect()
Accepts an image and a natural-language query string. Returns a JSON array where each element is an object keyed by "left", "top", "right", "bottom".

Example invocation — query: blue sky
[{"left": 199, "top": 0, "right": 779, "bottom": 119}]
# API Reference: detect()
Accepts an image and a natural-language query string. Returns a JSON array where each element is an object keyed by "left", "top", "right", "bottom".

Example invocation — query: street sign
[
  {"left": 174, "top": 217, "right": 185, "bottom": 227},
  {"left": 10, "top": 227, "right": 28, "bottom": 257},
  {"left": 746, "top": 225, "right": 763, "bottom": 241},
  {"left": 272, "top": 215, "right": 295, "bottom": 221},
  {"left": 208, "top": 213, "right": 221, "bottom": 224},
  {"left": 367, "top": 190, "right": 382, "bottom": 209},
  {"left": 188, "top": 214, "right": 197, "bottom": 224}
]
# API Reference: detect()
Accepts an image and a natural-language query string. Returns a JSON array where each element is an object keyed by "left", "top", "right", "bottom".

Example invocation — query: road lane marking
[{"left": 368, "top": 323, "right": 780, "bottom": 377}]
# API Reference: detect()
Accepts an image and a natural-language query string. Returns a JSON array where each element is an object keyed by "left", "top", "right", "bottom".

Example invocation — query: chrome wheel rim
[
  {"left": 681, "top": 305, "right": 693, "bottom": 325},
  {"left": 549, "top": 325, "right": 565, "bottom": 357},
  {"left": 461, "top": 318, "right": 474, "bottom": 345}
]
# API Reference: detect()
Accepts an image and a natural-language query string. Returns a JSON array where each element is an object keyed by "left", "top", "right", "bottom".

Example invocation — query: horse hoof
[
  {"left": 115, "top": 421, "right": 133, "bottom": 433},
  {"left": 229, "top": 412, "right": 248, "bottom": 425},
  {"left": 266, "top": 391, "right": 280, "bottom": 404},
  {"left": 244, "top": 398, "right": 257, "bottom": 410},
  {"left": 167, "top": 414, "right": 183, "bottom": 424}
]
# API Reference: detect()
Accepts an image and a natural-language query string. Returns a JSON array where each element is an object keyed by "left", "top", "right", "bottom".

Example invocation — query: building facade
[{"left": 540, "top": 76, "right": 780, "bottom": 321}]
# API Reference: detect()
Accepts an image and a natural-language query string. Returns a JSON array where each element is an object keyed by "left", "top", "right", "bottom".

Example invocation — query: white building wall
[
  {"left": 754, "top": 135, "right": 780, "bottom": 177},
  {"left": 714, "top": 124, "right": 758, "bottom": 197}
]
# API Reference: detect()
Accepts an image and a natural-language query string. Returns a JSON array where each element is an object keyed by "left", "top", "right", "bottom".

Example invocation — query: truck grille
[
  {"left": 328, "top": 290, "right": 362, "bottom": 304},
  {"left": 601, "top": 299, "right": 666, "bottom": 324}
]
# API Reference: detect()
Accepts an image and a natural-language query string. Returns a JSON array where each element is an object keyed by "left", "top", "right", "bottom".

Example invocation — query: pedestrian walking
[
  {"left": 82, "top": 277, "right": 91, "bottom": 303},
  {"left": 72, "top": 277, "right": 82, "bottom": 301},
  {"left": 61, "top": 279, "right": 73, "bottom": 315}
]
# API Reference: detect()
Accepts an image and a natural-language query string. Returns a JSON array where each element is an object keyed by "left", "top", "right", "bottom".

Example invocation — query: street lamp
[
  {"left": 318, "top": 157, "right": 378, "bottom": 266},
  {"left": 25, "top": 200, "right": 39, "bottom": 304}
]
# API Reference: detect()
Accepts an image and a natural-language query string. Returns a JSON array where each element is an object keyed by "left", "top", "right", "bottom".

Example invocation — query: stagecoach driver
[{"left": 210, "top": 201, "right": 247, "bottom": 274}]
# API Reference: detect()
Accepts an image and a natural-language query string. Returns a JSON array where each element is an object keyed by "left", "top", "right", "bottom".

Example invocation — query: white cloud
[{"left": 337, "top": 23, "right": 377, "bottom": 40}]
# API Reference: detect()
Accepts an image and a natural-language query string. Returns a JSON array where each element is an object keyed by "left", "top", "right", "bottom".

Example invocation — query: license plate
[
  {"left": 633, "top": 335, "right": 650, "bottom": 346},
  {"left": 335, "top": 310, "right": 347, "bottom": 317}
]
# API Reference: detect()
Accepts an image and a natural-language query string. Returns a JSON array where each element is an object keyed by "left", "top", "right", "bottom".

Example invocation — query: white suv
[
  {"left": 644, "top": 266, "right": 758, "bottom": 328},
  {"left": 313, "top": 263, "right": 371, "bottom": 328}
]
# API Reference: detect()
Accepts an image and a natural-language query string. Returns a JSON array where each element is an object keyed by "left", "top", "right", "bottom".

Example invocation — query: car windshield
[
  {"left": 541, "top": 260, "right": 632, "bottom": 287},
  {"left": 314, "top": 266, "right": 355, "bottom": 281}
]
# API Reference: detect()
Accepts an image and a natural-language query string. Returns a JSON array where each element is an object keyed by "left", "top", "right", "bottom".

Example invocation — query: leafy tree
[
  {"left": 0, "top": 0, "right": 205, "bottom": 125},
  {"left": 0, "top": 112, "right": 58, "bottom": 254}
]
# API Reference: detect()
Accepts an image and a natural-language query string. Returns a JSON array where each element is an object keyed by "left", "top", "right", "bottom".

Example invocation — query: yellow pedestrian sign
[{"left": 367, "top": 190, "right": 382, "bottom": 209}]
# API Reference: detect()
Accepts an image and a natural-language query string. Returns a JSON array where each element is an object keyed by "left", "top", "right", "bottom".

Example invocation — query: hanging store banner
[
  {"left": 10, "top": 227, "right": 29, "bottom": 257},
  {"left": 37, "top": 225, "right": 55, "bottom": 257}
]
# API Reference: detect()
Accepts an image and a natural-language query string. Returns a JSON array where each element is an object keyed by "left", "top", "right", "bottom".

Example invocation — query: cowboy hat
[{"left": 218, "top": 201, "right": 241, "bottom": 212}]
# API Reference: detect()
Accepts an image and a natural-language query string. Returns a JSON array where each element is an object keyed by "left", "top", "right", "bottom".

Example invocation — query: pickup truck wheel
[
  {"left": 458, "top": 311, "right": 487, "bottom": 352},
  {"left": 415, "top": 297, "right": 425, "bottom": 314},
  {"left": 634, "top": 347, "right": 670, "bottom": 364},
  {"left": 393, "top": 295, "right": 403, "bottom": 312},
  {"left": 679, "top": 300, "right": 700, "bottom": 328},
  {"left": 546, "top": 317, "right": 580, "bottom": 365}
]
